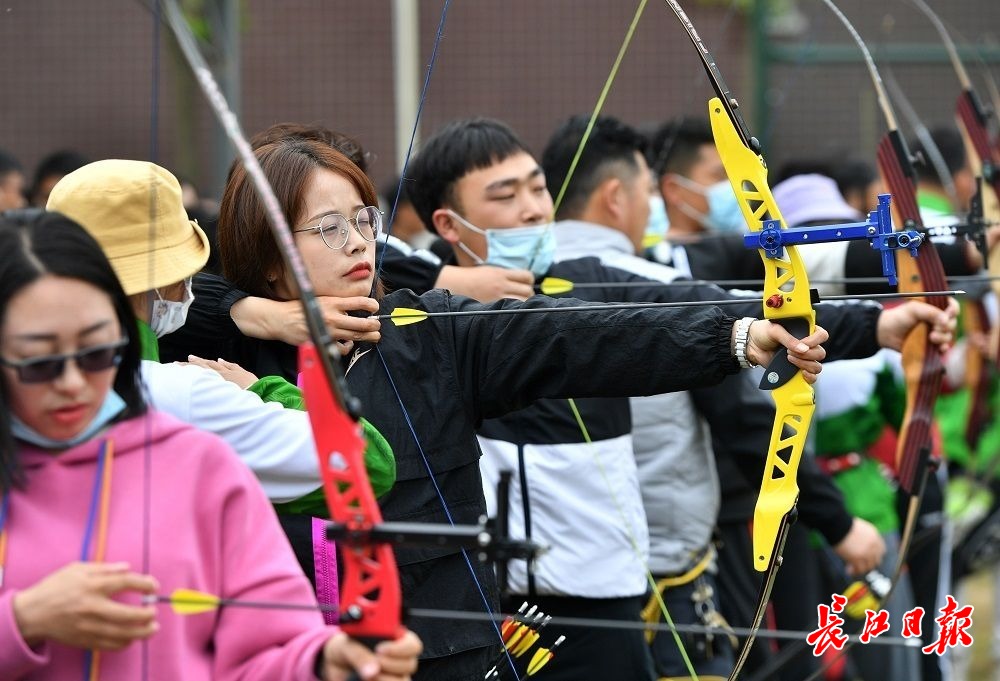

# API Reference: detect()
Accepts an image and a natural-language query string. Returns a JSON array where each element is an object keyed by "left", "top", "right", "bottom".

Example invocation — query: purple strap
[{"left": 312, "top": 517, "right": 339, "bottom": 625}]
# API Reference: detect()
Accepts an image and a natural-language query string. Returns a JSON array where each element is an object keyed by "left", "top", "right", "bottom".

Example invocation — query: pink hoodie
[{"left": 0, "top": 410, "right": 337, "bottom": 680}]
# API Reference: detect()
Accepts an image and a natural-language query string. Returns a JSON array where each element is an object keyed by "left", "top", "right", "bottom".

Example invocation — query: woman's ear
[{"left": 264, "top": 269, "right": 281, "bottom": 293}]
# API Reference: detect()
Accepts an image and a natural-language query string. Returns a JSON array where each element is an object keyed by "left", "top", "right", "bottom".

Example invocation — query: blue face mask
[
  {"left": 447, "top": 210, "right": 556, "bottom": 278},
  {"left": 643, "top": 195, "right": 670, "bottom": 247},
  {"left": 673, "top": 176, "right": 747, "bottom": 233},
  {"left": 11, "top": 390, "right": 126, "bottom": 450}
]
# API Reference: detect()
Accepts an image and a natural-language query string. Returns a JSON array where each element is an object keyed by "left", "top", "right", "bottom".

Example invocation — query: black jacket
[
  {"left": 164, "top": 251, "right": 885, "bottom": 660},
  {"left": 164, "top": 277, "right": 747, "bottom": 660}
]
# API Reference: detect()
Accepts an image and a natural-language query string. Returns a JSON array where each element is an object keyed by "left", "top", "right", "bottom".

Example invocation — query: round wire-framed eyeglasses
[{"left": 292, "top": 206, "right": 384, "bottom": 250}]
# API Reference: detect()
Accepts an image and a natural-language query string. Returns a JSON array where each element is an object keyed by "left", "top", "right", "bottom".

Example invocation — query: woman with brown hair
[{"left": 180, "top": 136, "right": 824, "bottom": 681}]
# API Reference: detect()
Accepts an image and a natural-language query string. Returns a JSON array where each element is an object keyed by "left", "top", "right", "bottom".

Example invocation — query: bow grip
[{"left": 756, "top": 317, "right": 810, "bottom": 391}]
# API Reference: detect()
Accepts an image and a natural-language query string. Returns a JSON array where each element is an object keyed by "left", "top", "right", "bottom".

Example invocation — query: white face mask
[{"left": 149, "top": 276, "right": 194, "bottom": 338}]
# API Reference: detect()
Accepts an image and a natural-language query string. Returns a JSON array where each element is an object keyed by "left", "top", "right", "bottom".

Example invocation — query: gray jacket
[{"left": 553, "top": 221, "right": 725, "bottom": 573}]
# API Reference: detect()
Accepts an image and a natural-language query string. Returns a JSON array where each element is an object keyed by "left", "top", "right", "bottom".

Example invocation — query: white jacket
[
  {"left": 140, "top": 360, "right": 320, "bottom": 502},
  {"left": 552, "top": 221, "right": 717, "bottom": 575}
]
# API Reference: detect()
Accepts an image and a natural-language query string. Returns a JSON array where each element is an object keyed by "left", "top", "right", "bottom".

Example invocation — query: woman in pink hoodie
[{"left": 0, "top": 210, "right": 420, "bottom": 680}]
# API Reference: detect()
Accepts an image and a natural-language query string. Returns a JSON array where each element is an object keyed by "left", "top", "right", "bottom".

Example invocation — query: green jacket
[
  {"left": 917, "top": 191, "right": 1000, "bottom": 478},
  {"left": 248, "top": 375, "right": 396, "bottom": 515}
]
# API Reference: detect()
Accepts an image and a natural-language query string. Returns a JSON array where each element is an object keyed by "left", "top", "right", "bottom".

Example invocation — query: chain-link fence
[{"left": 1, "top": 0, "right": 997, "bottom": 194}]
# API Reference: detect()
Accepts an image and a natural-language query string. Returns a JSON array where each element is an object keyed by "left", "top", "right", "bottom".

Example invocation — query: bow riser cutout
[{"left": 710, "top": 99, "right": 814, "bottom": 572}]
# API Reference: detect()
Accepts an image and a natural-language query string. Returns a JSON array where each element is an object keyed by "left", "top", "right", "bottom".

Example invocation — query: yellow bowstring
[{"left": 548, "top": 2, "right": 700, "bottom": 678}]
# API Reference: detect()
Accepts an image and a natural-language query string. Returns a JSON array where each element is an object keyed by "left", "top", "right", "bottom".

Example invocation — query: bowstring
[
  {"left": 798, "top": 2, "right": 950, "bottom": 678},
  {"left": 548, "top": 0, "right": 649, "bottom": 214},
  {"left": 375, "top": 0, "right": 454, "bottom": 282},
  {"left": 552, "top": 2, "right": 768, "bottom": 678},
  {"left": 542, "top": 2, "right": 707, "bottom": 677},
  {"left": 142, "top": 3, "right": 162, "bottom": 680},
  {"left": 360, "top": 3, "right": 524, "bottom": 677},
  {"left": 373, "top": 347, "right": 518, "bottom": 676},
  {"left": 546, "top": 3, "right": 758, "bottom": 680},
  {"left": 368, "top": 3, "right": 690, "bottom": 678}
]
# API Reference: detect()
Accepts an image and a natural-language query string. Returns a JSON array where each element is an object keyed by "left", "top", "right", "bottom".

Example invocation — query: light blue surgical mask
[
  {"left": 447, "top": 210, "right": 556, "bottom": 278},
  {"left": 672, "top": 175, "right": 747, "bottom": 233},
  {"left": 643, "top": 194, "right": 670, "bottom": 247},
  {"left": 11, "top": 390, "right": 126, "bottom": 450}
]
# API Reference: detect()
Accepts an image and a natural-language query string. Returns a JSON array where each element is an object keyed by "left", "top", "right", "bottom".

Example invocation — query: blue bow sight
[{"left": 744, "top": 194, "right": 921, "bottom": 286}]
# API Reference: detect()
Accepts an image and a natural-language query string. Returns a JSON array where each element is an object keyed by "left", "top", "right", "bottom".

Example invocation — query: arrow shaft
[
  {"left": 152, "top": 594, "right": 338, "bottom": 613},
  {"left": 546, "top": 276, "right": 997, "bottom": 289},
  {"left": 150, "top": 594, "right": 919, "bottom": 647},
  {"left": 381, "top": 290, "right": 962, "bottom": 322}
]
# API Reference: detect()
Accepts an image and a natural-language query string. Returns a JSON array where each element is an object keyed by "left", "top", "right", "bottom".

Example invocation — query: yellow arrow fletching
[
  {"left": 539, "top": 277, "right": 574, "bottom": 295},
  {"left": 527, "top": 649, "right": 553, "bottom": 676},
  {"left": 511, "top": 629, "right": 540, "bottom": 657},
  {"left": 388, "top": 307, "right": 429, "bottom": 326},
  {"left": 504, "top": 623, "right": 528, "bottom": 651},
  {"left": 167, "top": 588, "right": 221, "bottom": 615},
  {"left": 843, "top": 581, "right": 880, "bottom": 620}
]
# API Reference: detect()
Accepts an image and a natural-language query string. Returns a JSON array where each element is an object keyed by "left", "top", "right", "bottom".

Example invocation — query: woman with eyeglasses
[
  {"left": 0, "top": 211, "right": 421, "bottom": 680},
  {"left": 180, "top": 137, "right": 828, "bottom": 681}
]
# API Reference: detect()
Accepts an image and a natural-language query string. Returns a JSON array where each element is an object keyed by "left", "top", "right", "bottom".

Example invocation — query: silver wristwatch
[{"left": 733, "top": 317, "right": 758, "bottom": 369}]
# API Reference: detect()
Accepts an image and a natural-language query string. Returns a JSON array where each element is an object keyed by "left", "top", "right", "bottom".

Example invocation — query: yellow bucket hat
[{"left": 47, "top": 159, "right": 210, "bottom": 296}]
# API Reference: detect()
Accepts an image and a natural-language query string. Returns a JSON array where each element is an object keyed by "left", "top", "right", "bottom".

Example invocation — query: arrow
[
  {"left": 152, "top": 588, "right": 341, "bottom": 616},
  {"left": 376, "top": 290, "right": 964, "bottom": 326},
  {"left": 500, "top": 601, "right": 530, "bottom": 640},
  {"left": 525, "top": 635, "right": 565, "bottom": 676},
  {"left": 147, "top": 588, "right": 921, "bottom": 647},
  {"left": 538, "top": 275, "right": 1000, "bottom": 294}
]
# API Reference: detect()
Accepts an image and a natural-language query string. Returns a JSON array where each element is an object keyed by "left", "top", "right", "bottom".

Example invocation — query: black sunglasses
[{"left": 0, "top": 337, "right": 129, "bottom": 384}]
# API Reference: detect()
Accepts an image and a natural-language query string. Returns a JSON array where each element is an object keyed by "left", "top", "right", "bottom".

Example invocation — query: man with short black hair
[
  {"left": 407, "top": 116, "right": 954, "bottom": 681},
  {"left": 544, "top": 113, "right": 894, "bottom": 680},
  {"left": 411, "top": 117, "right": 774, "bottom": 680}
]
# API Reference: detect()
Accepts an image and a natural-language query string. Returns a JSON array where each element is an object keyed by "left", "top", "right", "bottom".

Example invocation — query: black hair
[
  {"left": 247, "top": 123, "right": 371, "bottom": 174},
  {"left": 408, "top": 118, "right": 532, "bottom": 232},
  {"left": 0, "top": 149, "right": 23, "bottom": 177},
  {"left": 0, "top": 210, "right": 146, "bottom": 492},
  {"left": 379, "top": 174, "right": 411, "bottom": 209},
  {"left": 773, "top": 160, "right": 834, "bottom": 185},
  {"left": 30, "top": 150, "right": 89, "bottom": 202},
  {"left": 911, "top": 126, "right": 969, "bottom": 185},
  {"left": 646, "top": 117, "right": 715, "bottom": 178},
  {"left": 828, "top": 157, "right": 878, "bottom": 200},
  {"left": 541, "top": 114, "right": 647, "bottom": 220}
]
